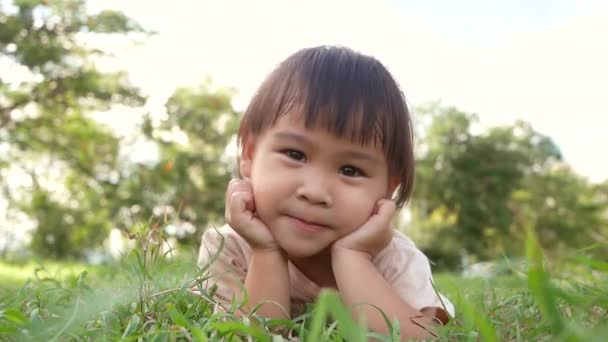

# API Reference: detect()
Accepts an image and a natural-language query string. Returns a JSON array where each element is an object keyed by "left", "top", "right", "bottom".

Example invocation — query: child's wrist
[
  {"left": 248, "top": 239, "right": 281, "bottom": 253},
  {"left": 251, "top": 246, "right": 286, "bottom": 258},
  {"left": 250, "top": 248, "right": 289, "bottom": 273},
  {"left": 331, "top": 245, "right": 373, "bottom": 261}
]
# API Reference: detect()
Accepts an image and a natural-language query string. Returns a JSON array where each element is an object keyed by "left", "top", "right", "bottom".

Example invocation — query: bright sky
[{"left": 9, "top": 0, "right": 608, "bottom": 183}]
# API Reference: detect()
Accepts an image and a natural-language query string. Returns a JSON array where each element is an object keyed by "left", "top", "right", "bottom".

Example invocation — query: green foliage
[
  {"left": 1, "top": 0, "right": 238, "bottom": 258},
  {"left": 115, "top": 83, "right": 240, "bottom": 246},
  {"left": 0, "top": 0, "right": 146, "bottom": 258},
  {"left": 87, "top": 10, "right": 144, "bottom": 33},
  {"left": 410, "top": 102, "right": 608, "bottom": 268}
]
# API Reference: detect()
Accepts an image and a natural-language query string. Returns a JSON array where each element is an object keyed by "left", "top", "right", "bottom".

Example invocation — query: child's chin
[
  {"left": 286, "top": 250, "right": 318, "bottom": 259},
  {"left": 281, "top": 243, "right": 326, "bottom": 259}
]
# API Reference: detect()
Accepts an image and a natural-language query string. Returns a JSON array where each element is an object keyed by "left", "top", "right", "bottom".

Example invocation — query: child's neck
[{"left": 289, "top": 247, "right": 337, "bottom": 289}]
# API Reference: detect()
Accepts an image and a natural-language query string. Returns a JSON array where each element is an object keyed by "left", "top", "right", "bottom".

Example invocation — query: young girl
[{"left": 197, "top": 46, "right": 454, "bottom": 339}]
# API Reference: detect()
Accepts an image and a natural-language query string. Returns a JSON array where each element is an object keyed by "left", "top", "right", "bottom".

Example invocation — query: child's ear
[{"left": 239, "top": 138, "right": 256, "bottom": 181}]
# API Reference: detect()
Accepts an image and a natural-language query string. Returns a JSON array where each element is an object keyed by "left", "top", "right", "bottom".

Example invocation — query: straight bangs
[{"left": 238, "top": 46, "right": 414, "bottom": 207}]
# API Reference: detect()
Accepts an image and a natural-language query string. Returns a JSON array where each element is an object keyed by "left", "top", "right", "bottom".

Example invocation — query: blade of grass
[{"left": 526, "top": 228, "right": 565, "bottom": 335}]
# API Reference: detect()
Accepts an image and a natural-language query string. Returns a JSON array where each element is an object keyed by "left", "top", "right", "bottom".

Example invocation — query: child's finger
[
  {"left": 225, "top": 179, "right": 238, "bottom": 202},
  {"left": 226, "top": 179, "right": 250, "bottom": 201},
  {"left": 376, "top": 199, "right": 396, "bottom": 220},
  {"left": 225, "top": 180, "right": 239, "bottom": 220},
  {"left": 225, "top": 179, "right": 255, "bottom": 217},
  {"left": 363, "top": 199, "right": 396, "bottom": 231},
  {"left": 233, "top": 180, "right": 253, "bottom": 194},
  {"left": 229, "top": 191, "right": 254, "bottom": 229},
  {"left": 238, "top": 189, "right": 256, "bottom": 213}
]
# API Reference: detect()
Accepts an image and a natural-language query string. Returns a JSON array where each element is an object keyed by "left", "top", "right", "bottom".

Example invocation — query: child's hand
[
  {"left": 332, "top": 199, "right": 396, "bottom": 259},
  {"left": 225, "top": 179, "right": 279, "bottom": 252}
]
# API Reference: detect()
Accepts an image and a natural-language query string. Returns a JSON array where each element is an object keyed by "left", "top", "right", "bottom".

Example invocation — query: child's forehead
[{"left": 269, "top": 114, "right": 383, "bottom": 150}]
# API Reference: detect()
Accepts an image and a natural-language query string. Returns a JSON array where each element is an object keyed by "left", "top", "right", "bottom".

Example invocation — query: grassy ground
[
  {"left": 0, "top": 230, "right": 606, "bottom": 341},
  {"left": 0, "top": 260, "right": 105, "bottom": 292}
]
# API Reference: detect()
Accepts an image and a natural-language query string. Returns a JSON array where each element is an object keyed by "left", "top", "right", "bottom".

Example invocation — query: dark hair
[{"left": 237, "top": 46, "right": 415, "bottom": 208}]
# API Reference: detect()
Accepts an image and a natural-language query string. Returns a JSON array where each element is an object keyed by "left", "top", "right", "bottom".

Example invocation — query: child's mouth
[{"left": 287, "top": 215, "right": 328, "bottom": 233}]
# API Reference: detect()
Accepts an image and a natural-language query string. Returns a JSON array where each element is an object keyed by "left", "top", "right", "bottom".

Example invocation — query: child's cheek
[
  {"left": 251, "top": 183, "right": 283, "bottom": 224},
  {"left": 342, "top": 203, "right": 377, "bottom": 233},
  {"left": 339, "top": 220, "right": 365, "bottom": 237}
]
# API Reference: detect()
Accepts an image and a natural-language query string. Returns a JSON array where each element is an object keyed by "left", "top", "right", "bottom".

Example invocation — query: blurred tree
[
  {"left": 409, "top": 103, "right": 607, "bottom": 269},
  {"left": 112, "top": 84, "right": 240, "bottom": 247},
  {"left": 595, "top": 181, "right": 608, "bottom": 249},
  {"left": 0, "top": 0, "right": 145, "bottom": 258},
  {"left": 509, "top": 166, "right": 608, "bottom": 259}
]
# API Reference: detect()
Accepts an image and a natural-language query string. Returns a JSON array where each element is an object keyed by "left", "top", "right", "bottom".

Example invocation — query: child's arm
[
  {"left": 332, "top": 200, "right": 440, "bottom": 340},
  {"left": 243, "top": 248, "right": 290, "bottom": 319},
  {"left": 332, "top": 248, "right": 438, "bottom": 340},
  {"left": 226, "top": 179, "right": 291, "bottom": 319},
  {"left": 197, "top": 227, "right": 290, "bottom": 319}
]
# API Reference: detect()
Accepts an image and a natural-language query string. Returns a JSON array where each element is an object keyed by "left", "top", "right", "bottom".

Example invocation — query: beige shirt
[{"left": 197, "top": 224, "right": 454, "bottom": 318}]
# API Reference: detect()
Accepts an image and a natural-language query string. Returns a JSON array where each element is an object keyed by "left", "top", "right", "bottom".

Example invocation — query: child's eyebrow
[
  {"left": 273, "top": 132, "right": 315, "bottom": 148},
  {"left": 274, "top": 132, "right": 383, "bottom": 164},
  {"left": 335, "top": 150, "right": 384, "bottom": 165}
]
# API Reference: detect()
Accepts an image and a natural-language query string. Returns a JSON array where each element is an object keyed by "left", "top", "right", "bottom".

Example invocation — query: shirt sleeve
[
  {"left": 375, "top": 234, "right": 455, "bottom": 322},
  {"left": 197, "top": 225, "right": 250, "bottom": 306}
]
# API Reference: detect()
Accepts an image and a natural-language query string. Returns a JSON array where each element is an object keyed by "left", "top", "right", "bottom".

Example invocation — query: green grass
[
  {"left": 0, "top": 227, "right": 606, "bottom": 341},
  {"left": 0, "top": 260, "right": 104, "bottom": 291}
]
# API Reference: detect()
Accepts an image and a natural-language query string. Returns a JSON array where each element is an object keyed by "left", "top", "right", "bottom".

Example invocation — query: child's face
[{"left": 240, "top": 114, "right": 396, "bottom": 258}]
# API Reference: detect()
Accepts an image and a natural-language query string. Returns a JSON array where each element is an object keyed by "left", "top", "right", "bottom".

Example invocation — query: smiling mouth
[{"left": 287, "top": 215, "right": 328, "bottom": 233}]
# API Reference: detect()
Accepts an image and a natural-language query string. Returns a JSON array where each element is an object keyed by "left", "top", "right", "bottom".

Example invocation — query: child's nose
[{"left": 295, "top": 180, "right": 332, "bottom": 207}]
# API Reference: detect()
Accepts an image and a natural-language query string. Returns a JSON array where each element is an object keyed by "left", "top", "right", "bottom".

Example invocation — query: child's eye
[
  {"left": 282, "top": 149, "right": 306, "bottom": 161},
  {"left": 339, "top": 165, "right": 365, "bottom": 177}
]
